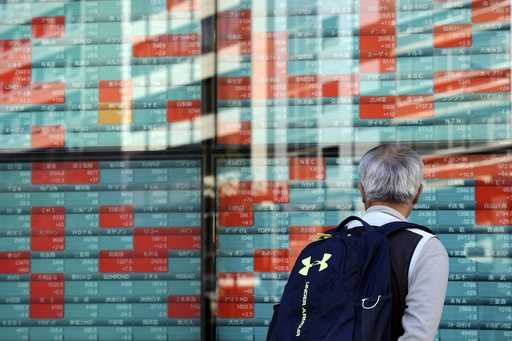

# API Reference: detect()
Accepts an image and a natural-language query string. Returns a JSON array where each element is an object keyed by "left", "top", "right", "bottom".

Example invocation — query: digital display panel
[
  {"left": 1, "top": 0, "right": 511, "bottom": 340},
  {"left": 216, "top": 156, "right": 512, "bottom": 340},
  {"left": 0, "top": 0, "right": 201, "bottom": 151},
  {"left": 0, "top": 158, "right": 202, "bottom": 341},
  {"left": 216, "top": 0, "right": 511, "bottom": 145}
]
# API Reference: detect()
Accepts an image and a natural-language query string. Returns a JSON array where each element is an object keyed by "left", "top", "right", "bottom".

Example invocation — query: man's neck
[{"left": 365, "top": 201, "right": 413, "bottom": 218}]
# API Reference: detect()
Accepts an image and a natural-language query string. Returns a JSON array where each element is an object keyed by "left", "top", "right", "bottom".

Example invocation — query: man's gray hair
[{"left": 358, "top": 144, "right": 424, "bottom": 203}]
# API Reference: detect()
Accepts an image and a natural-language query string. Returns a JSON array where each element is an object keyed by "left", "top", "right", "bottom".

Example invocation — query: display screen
[
  {"left": 0, "top": 0, "right": 511, "bottom": 340},
  {"left": 216, "top": 0, "right": 511, "bottom": 145},
  {"left": 216, "top": 156, "right": 512, "bottom": 340},
  {"left": 0, "top": 158, "right": 202, "bottom": 340},
  {"left": 0, "top": 0, "right": 201, "bottom": 151}
]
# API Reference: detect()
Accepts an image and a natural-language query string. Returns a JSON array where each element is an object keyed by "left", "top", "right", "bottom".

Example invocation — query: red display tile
[
  {"left": 219, "top": 182, "right": 254, "bottom": 210},
  {"left": 99, "top": 80, "right": 133, "bottom": 103},
  {"left": 434, "top": 70, "right": 510, "bottom": 94},
  {"left": 99, "top": 205, "right": 134, "bottom": 228},
  {"left": 220, "top": 181, "right": 289, "bottom": 207},
  {"left": 218, "top": 77, "right": 251, "bottom": 101},
  {"left": 424, "top": 155, "right": 481, "bottom": 179},
  {"left": 289, "top": 157, "right": 326, "bottom": 180},
  {"left": 133, "top": 227, "right": 201, "bottom": 251},
  {"left": 0, "top": 82, "right": 65, "bottom": 105},
  {"left": 134, "top": 228, "right": 169, "bottom": 251},
  {"left": 167, "top": 100, "right": 201, "bottom": 123},
  {"left": 0, "top": 65, "right": 32, "bottom": 89},
  {"left": 0, "top": 39, "right": 31, "bottom": 63},
  {"left": 217, "top": 303, "right": 254, "bottom": 318},
  {"left": 218, "top": 10, "right": 251, "bottom": 50},
  {"left": 32, "top": 16, "right": 65, "bottom": 39},
  {"left": 424, "top": 155, "right": 512, "bottom": 179},
  {"left": 168, "top": 295, "right": 200, "bottom": 318},
  {"left": 434, "top": 24, "right": 472, "bottom": 48},
  {"left": 30, "top": 273, "right": 65, "bottom": 302},
  {"left": 218, "top": 180, "right": 290, "bottom": 228},
  {"left": 30, "top": 273, "right": 64, "bottom": 319},
  {"left": 359, "top": 0, "right": 397, "bottom": 74},
  {"left": 218, "top": 272, "right": 255, "bottom": 318},
  {"left": 31, "top": 207, "right": 66, "bottom": 252},
  {"left": 359, "top": 35, "right": 397, "bottom": 58},
  {"left": 476, "top": 186, "right": 512, "bottom": 210},
  {"left": 133, "top": 34, "right": 200, "bottom": 57},
  {"left": 167, "top": 235, "right": 201, "bottom": 250},
  {"left": 289, "top": 226, "right": 334, "bottom": 265},
  {"left": 31, "top": 125, "right": 65, "bottom": 148},
  {"left": 31, "top": 236, "right": 65, "bottom": 252},
  {"left": 396, "top": 96, "right": 435, "bottom": 118},
  {"left": 360, "top": 96, "right": 434, "bottom": 119},
  {"left": 254, "top": 249, "right": 290, "bottom": 272},
  {"left": 99, "top": 251, "right": 168, "bottom": 273},
  {"left": 30, "top": 304, "right": 64, "bottom": 319},
  {"left": 0, "top": 252, "right": 30, "bottom": 274},
  {"left": 133, "top": 256, "right": 168, "bottom": 273},
  {"left": 472, "top": 0, "right": 510, "bottom": 23},
  {"left": 218, "top": 272, "right": 255, "bottom": 298},
  {"left": 219, "top": 211, "right": 254, "bottom": 227},
  {"left": 32, "top": 162, "right": 100, "bottom": 185},
  {"left": 476, "top": 210, "right": 512, "bottom": 226},
  {"left": 167, "top": 0, "right": 199, "bottom": 11},
  {"left": 63, "top": 168, "right": 101, "bottom": 184},
  {"left": 424, "top": 154, "right": 512, "bottom": 226}
]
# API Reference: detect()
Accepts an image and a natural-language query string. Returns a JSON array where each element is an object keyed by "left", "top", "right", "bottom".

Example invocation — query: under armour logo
[{"left": 298, "top": 253, "right": 332, "bottom": 276}]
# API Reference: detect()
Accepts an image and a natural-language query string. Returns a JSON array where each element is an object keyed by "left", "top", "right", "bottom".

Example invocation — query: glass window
[
  {"left": 0, "top": 0, "right": 510, "bottom": 340},
  {"left": 214, "top": 0, "right": 512, "bottom": 340}
]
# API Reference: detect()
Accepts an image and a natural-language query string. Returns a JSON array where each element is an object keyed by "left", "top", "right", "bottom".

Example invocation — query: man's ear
[
  {"left": 412, "top": 184, "right": 423, "bottom": 205},
  {"left": 358, "top": 183, "right": 366, "bottom": 204}
]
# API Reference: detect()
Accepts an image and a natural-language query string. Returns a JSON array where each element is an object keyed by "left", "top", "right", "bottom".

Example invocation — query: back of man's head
[{"left": 358, "top": 144, "right": 423, "bottom": 204}]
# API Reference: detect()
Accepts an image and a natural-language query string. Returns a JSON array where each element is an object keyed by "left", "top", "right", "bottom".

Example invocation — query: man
[{"left": 348, "top": 144, "right": 449, "bottom": 340}]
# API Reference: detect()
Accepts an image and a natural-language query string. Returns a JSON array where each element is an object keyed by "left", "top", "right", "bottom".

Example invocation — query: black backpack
[{"left": 266, "top": 216, "right": 433, "bottom": 341}]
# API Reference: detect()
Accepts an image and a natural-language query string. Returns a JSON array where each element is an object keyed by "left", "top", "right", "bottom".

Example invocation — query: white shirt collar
[{"left": 347, "top": 205, "right": 407, "bottom": 228}]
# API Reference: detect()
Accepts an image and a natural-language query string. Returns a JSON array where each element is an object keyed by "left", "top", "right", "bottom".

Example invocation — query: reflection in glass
[{"left": 0, "top": 0, "right": 202, "bottom": 151}]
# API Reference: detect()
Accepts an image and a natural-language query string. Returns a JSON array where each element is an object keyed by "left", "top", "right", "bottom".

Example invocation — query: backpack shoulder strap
[
  {"left": 335, "top": 216, "right": 370, "bottom": 232},
  {"left": 379, "top": 221, "right": 434, "bottom": 237}
]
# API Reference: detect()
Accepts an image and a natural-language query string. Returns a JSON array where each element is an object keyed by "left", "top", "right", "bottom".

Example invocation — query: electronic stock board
[
  {"left": 0, "top": 158, "right": 202, "bottom": 341},
  {"left": 0, "top": 1, "right": 205, "bottom": 340},
  {"left": 0, "top": 0, "right": 511, "bottom": 340}
]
